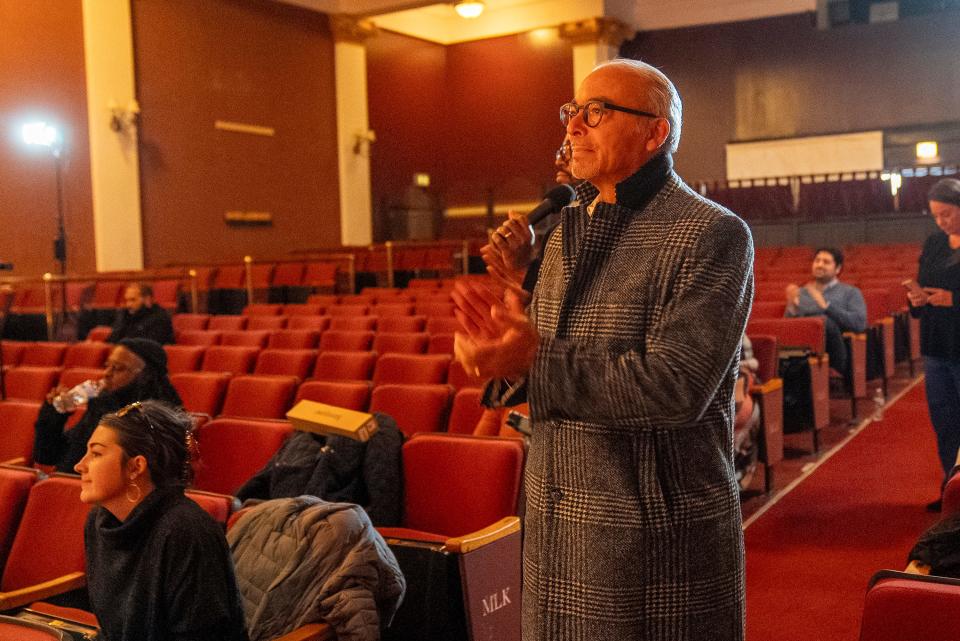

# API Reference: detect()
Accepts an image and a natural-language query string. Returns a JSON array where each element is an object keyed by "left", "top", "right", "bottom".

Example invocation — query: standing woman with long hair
[
  {"left": 909, "top": 178, "right": 960, "bottom": 512},
  {"left": 75, "top": 400, "right": 248, "bottom": 641}
]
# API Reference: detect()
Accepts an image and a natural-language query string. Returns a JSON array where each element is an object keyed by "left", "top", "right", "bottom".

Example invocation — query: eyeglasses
[{"left": 560, "top": 100, "right": 659, "bottom": 128}]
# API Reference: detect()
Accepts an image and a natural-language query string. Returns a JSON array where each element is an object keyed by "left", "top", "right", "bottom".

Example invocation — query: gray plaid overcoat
[{"left": 521, "top": 164, "right": 753, "bottom": 641}]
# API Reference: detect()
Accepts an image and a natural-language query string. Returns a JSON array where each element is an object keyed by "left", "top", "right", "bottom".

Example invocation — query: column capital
[
  {"left": 330, "top": 14, "right": 378, "bottom": 44},
  {"left": 558, "top": 17, "right": 631, "bottom": 47}
]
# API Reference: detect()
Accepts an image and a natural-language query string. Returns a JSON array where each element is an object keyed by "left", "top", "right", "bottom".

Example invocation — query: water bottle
[
  {"left": 52, "top": 379, "right": 104, "bottom": 414},
  {"left": 872, "top": 387, "right": 885, "bottom": 421}
]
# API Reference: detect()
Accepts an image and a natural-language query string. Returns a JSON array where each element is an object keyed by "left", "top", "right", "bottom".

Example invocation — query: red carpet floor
[{"left": 745, "top": 380, "right": 944, "bottom": 641}]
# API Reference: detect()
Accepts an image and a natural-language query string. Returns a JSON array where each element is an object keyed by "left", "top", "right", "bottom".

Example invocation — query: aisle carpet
[{"left": 745, "top": 381, "right": 944, "bottom": 641}]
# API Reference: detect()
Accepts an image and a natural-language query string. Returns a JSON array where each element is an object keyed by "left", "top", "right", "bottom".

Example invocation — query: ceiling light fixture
[{"left": 454, "top": 0, "right": 485, "bottom": 19}]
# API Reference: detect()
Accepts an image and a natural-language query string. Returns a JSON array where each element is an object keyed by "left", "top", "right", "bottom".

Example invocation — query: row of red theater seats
[
  {"left": 0, "top": 376, "right": 501, "bottom": 471},
  {"left": 169, "top": 311, "right": 461, "bottom": 334},
  {"left": 170, "top": 329, "right": 461, "bottom": 353}
]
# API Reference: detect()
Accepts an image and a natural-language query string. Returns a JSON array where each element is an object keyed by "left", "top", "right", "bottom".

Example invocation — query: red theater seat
[
  {"left": 287, "top": 315, "right": 331, "bottom": 332},
  {"left": 0, "top": 466, "right": 39, "bottom": 573},
  {"left": 57, "top": 367, "right": 105, "bottom": 390},
  {"left": 172, "top": 313, "right": 211, "bottom": 333},
  {"left": 3, "top": 367, "right": 62, "bottom": 402},
  {"left": 20, "top": 342, "right": 68, "bottom": 367},
  {"left": 319, "top": 331, "right": 375, "bottom": 352},
  {"left": 176, "top": 330, "right": 222, "bottom": 346},
  {"left": 425, "top": 317, "right": 463, "bottom": 335},
  {"left": 191, "top": 418, "right": 293, "bottom": 495},
  {"left": 220, "top": 375, "right": 298, "bottom": 420},
  {"left": 163, "top": 344, "right": 207, "bottom": 374},
  {"left": 329, "top": 316, "right": 378, "bottom": 332},
  {"left": 446, "top": 360, "right": 482, "bottom": 390},
  {"left": 268, "top": 329, "right": 321, "bottom": 350},
  {"left": 313, "top": 351, "right": 377, "bottom": 381},
  {"left": 295, "top": 380, "right": 372, "bottom": 412},
  {"left": 245, "top": 316, "right": 288, "bottom": 331},
  {"left": 202, "top": 346, "right": 260, "bottom": 375},
  {"left": 1, "top": 342, "right": 26, "bottom": 367},
  {"left": 377, "top": 315, "right": 426, "bottom": 333},
  {"left": 84, "top": 325, "right": 114, "bottom": 342},
  {"left": 372, "top": 354, "right": 450, "bottom": 385},
  {"left": 447, "top": 387, "right": 485, "bottom": 435},
  {"left": 369, "top": 384, "right": 453, "bottom": 437},
  {"left": 208, "top": 315, "right": 247, "bottom": 331},
  {"left": 373, "top": 303, "right": 415, "bottom": 317},
  {"left": 242, "top": 304, "right": 283, "bottom": 316},
  {"left": 220, "top": 330, "right": 271, "bottom": 348},
  {"left": 373, "top": 332, "right": 429, "bottom": 355},
  {"left": 62, "top": 343, "right": 111, "bottom": 369},
  {"left": 0, "top": 475, "right": 91, "bottom": 610},
  {"left": 255, "top": 349, "right": 317, "bottom": 379},
  {"left": 326, "top": 304, "right": 370, "bottom": 317},
  {"left": 0, "top": 402, "right": 42, "bottom": 464},
  {"left": 282, "top": 303, "right": 324, "bottom": 316},
  {"left": 170, "top": 372, "right": 231, "bottom": 416},
  {"left": 859, "top": 570, "right": 960, "bottom": 641}
]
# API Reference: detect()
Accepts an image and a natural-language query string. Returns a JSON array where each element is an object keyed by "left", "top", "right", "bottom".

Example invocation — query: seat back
[
  {"left": 859, "top": 570, "right": 960, "bottom": 641},
  {"left": 313, "top": 351, "right": 378, "bottom": 381},
  {"left": 1, "top": 342, "right": 26, "bottom": 367},
  {"left": 85, "top": 325, "right": 114, "bottom": 342},
  {"left": 282, "top": 304, "right": 324, "bottom": 317},
  {"left": 748, "top": 334, "right": 779, "bottom": 383},
  {"left": 220, "top": 330, "right": 271, "bottom": 348},
  {"left": 57, "top": 368, "right": 106, "bottom": 390},
  {"left": 63, "top": 343, "right": 111, "bottom": 369},
  {"left": 268, "top": 330, "right": 321, "bottom": 350},
  {"left": 163, "top": 344, "right": 207, "bottom": 374},
  {"left": 1, "top": 475, "right": 91, "bottom": 591},
  {"left": 943, "top": 471, "right": 960, "bottom": 517},
  {"left": 208, "top": 315, "right": 248, "bottom": 331},
  {"left": 220, "top": 375, "right": 298, "bottom": 420},
  {"left": 177, "top": 329, "right": 223, "bottom": 346},
  {"left": 377, "top": 315, "right": 425, "bottom": 333},
  {"left": 0, "top": 466, "right": 39, "bottom": 574},
  {"left": 295, "top": 380, "right": 372, "bottom": 411},
  {"left": 0, "top": 401, "right": 42, "bottom": 464},
  {"left": 746, "top": 317, "right": 826, "bottom": 355},
  {"left": 369, "top": 384, "right": 453, "bottom": 437},
  {"left": 202, "top": 346, "right": 260, "bottom": 375},
  {"left": 245, "top": 316, "right": 288, "bottom": 331},
  {"left": 4, "top": 367, "right": 63, "bottom": 402},
  {"left": 319, "top": 330, "right": 375, "bottom": 352},
  {"left": 254, "top": 349, "right": 317, "bottom": 379},
  {"left": 372, "top": 332, "right": 429, "bottom": 355},
  {"left": 286, "top": 315, "right": 331, "bottom": 332},
  {"left": 242, "top": 304, "right": 283, "bottom": 316},
  {"left": 172, "top": 313, "right": 211, "bottom": 333},
  {"left": 20, "top": 342, "right": 69, "bottom": 366},
  {"left": 447, "top": 387, "right": 485, "bottom": 434},
  {"left": 192, "top": 418, "right": 293, "bottom": 495},
  {"left": 329, "top": 316, "right": 378, "bottom": 332},
  {"left": 372, "top": 353, "right": 451, "bottom": 385},
  {"left": 184, "top": 489, "right": 234, "bottom": 525},
  {"left": 171, "top": 372, "right": 232, "bottom": 416},
  {"left": 401, "top": 434, "right": 524, "bottom": 537}
]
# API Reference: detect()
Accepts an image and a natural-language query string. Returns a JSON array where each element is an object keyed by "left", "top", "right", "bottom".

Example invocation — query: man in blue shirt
[{"left": 785, "top": 247, "right": 867, "bottom": 374}]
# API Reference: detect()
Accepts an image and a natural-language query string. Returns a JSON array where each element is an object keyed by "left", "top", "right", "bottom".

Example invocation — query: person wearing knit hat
[
  {"left": 908, "top": 177, "right": 960, "bottom": 512},
  {"left": 33, "top": 340, "right": 183, "bottom": 474}
]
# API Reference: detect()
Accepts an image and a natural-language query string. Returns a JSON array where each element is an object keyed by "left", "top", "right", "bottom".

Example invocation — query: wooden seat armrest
[
  {"left": 842, "top": 331, "right": 866, "bottom": 340},
  {"left": 0, "top": 457, "right": 27, "bottom": 466},
  {"left": 443, "top": 516, "right": 521, "bottom": 554},
  {"left": 271, "top": 623, "right": 334, "bottom": 641},
  {"left": 0, "top": 571, "right": 86, "bottom": 611},
  {"left": 749, "top": 378, "right": 783, "bottom": 394}
]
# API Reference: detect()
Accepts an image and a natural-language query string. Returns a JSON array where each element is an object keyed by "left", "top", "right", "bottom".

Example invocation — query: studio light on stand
[{"left": 22, "top": 121, "right": 68, "bottom": 335}]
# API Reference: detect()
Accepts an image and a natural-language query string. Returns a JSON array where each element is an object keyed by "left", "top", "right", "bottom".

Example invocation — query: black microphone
[
  {"left": 528, "top": 184, "right": 576, "bottom": 225},
  {"left": 0, "top": 262, "right": 13, "bottom": 271}
]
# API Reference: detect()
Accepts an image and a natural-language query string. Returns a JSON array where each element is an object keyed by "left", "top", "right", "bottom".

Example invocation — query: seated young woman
[{"left": 75, "top": 400, "right": 248, "bottom": 641}]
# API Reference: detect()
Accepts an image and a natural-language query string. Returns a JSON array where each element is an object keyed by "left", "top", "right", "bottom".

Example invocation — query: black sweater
[
  {"left": 85, "top": 486, "right": 248, "bottom": 641},
  {"left": 108, "top": 305, "right": 175, "bottom": 345},
  {"left": 910, "top": 231, "right": 960, "bottom": 360}
]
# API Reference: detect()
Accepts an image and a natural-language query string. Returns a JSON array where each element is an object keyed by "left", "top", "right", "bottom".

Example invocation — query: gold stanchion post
[
  {"left": 385, "top": 242, "right": 394, "bottom": 288},
  {"left": 42, "top": 273, "right": 54, "bottom": 341},
  {"left": 243, "top": 256, "right": 254, "bottom": 307},
  {"left": 189, "top": 269, "right": 198, "bottom": 313}
]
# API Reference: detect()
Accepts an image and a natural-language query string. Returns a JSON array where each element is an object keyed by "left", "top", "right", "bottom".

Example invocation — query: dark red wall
[
  {"left": 367, "top": 29, "right": 573, "bottom": 226},
  {"left": 624, "top": 10, "right": 960, "bottom": 180},
  {"left": 133, "top": 0, "right": 340, "bottom": 267},
  {"left": 0, "top": 0, "right": 94, "bottom": 277}
]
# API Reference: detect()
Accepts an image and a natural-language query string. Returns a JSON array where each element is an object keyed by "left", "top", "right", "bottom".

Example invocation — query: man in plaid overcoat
[{"left": 455, "top": 59, "right": 753, "bottom": 641}]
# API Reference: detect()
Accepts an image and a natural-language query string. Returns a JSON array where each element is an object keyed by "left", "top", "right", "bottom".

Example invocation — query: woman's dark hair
[{"left": 100, "top": 400, "right": 195, "bottom": 488}]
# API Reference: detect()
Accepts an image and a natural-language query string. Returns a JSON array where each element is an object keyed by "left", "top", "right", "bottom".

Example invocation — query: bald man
[{"left": 454, "top": 59, "right": 752, "bottom": 641}]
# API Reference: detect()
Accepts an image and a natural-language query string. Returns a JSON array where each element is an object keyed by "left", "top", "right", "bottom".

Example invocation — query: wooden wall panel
[
  {"left": 367, "top": 29, "right": 573, "bottom": 218},
  {"left": 133, "top": 0, "right": 340, "bottom": 267},
  {"left": 0, "top": 0, "right": 94, "bottom": 277},
  {"left": 625, "top": 10, "right": 960, "bottom": 180}
]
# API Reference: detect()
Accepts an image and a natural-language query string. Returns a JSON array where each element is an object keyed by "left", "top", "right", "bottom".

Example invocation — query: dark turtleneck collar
[
  {"left": 574, "top": 152, "right": 673, "bottom": 213},
  {"left": 95, "top": 484, "right": 185, "bottom": 546}
]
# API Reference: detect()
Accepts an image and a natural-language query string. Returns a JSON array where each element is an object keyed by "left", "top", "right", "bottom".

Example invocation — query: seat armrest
[
  {"left": 0, "top": 571, "right": 86, "bottom": 610},
  {"left": 271, "top": 623, "right": 334, "bottom": 641},
  {"left": 443, "top": 516, "right": 521, "bottom": 554},
  {"left": 0, "top": 457, "right": 27, "bottom": 466}
]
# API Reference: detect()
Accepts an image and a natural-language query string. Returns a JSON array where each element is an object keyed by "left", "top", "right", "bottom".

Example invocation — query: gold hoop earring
[{"left": 126, "top": 483, "right": 142, "bottom": 504}]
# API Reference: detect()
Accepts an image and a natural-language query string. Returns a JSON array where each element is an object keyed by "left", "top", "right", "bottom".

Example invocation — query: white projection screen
[{"left": 725, "top": 131, "right": 884, "bottom": 180}]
